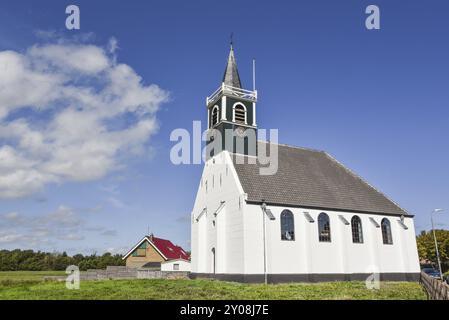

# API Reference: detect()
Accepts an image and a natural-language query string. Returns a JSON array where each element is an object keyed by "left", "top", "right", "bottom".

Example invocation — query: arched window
[
  {"left": 211, "top": 106, "right": 220, "bottom": 127},
  {"left": 318, "top": 212, "right": 331, "bottom": 242},
  {"left": 381, "top": 218, "right": 393, "bottom": 244},
  {"left": 351, "top": 215, "right": 363, "bottom": 243},
  {"left": 233, "top": 103, "right": 247, "bottom": 124},
  {"left": 280, "top": 210, "right": 295, "bottom": 241}
]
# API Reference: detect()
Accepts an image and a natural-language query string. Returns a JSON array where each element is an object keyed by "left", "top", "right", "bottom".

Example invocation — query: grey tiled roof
[
  {"left": 222, "top": 45, "right": 242, "bottom": 88},
  {"left": 232, "top": 142, "right": 409, "bottom": 216}
]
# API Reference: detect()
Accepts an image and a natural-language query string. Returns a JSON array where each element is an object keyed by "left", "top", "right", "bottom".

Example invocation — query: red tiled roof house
[{"left": 123, "top": 234, "right": 190, "bottom": 270}]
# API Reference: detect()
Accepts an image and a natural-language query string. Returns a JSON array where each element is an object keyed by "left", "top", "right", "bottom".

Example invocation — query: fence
[
  {"left": 420, "top": 271, "right": 449, "bottom": 300},
  {"left": 44, "top": 266, "right": 190, "bottom": 282},
  {"left": 137, "top": 270, "right": 189, "bottom": 280},
  {"left": 81, "top": 266, "right": 138, "bottom": 280}
]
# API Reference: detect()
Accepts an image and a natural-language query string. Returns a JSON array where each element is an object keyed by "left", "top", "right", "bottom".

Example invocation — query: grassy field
[
  {"left": 0, "top": 271, "right": 65, "bottom": 282},
  {"left": 0, "top": 271, "right": 426, "bottom": 300}
]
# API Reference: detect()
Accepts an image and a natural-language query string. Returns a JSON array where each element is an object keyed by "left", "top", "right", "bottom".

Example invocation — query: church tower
[{"left": 205, "top": 44, "right": 258, "bottom": 158}]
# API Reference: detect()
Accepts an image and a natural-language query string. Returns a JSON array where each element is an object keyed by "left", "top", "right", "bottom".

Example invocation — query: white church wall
[
  {"left": 191, "top": 151, "right": 246, "bottom": 274},
  {"left": 192, "top": 152, "right": 420, "bottom": 277},
  {"left": 216, "top": 206, "right": 226, "bottom": 273},
  {"left": 404, "top": 218, "right": 421, "bottom": 273},
  {"left": 242, "top": 204, "right": 420, "bottom": 275},
  {"left": 242, "top": 204, "right": 265, "bottom": 274}
]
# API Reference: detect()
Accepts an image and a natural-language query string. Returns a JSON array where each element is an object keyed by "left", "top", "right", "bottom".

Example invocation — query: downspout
[
  {"left": 262, "top": 203, "right": 267, "bottom": 285},
  {"left": 260, "top": 201, "right": 275, "bottom": 284}
]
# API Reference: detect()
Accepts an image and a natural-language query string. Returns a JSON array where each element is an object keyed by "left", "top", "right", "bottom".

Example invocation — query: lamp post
[{"left": 430, "top": 209, "right": 444, "bottom": 280}]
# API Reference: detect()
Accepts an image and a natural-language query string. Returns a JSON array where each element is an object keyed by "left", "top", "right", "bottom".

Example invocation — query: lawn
[
  {"left": 0, "top": 271, "right": 426, "bottom": 300},
  {"left": 0, "top": 271, "right": 66, "bottom": 282}
]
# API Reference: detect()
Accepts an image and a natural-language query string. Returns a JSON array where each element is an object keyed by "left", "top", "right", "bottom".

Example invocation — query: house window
[
  {"left": 233, "top": 103, "right": 247, "bottom": 124},
  {"left": 132, "top": 242, "right": 147, "bottom": 257},
  {"left": 280, "top": 210, "right": 295, "bottom": 241},
  {"left": 211, "top": 106, "right": 220, "bottom": 127},
  {"left": 173, "top": 264, "right": 180, "bottom": 271},
  {"left": 381, "top": 218, "right": 393, "bottom": 245},
  {"left": 351, "top": 215, "right": 364, "bottom": 243},
  {"left": 318, "top": 212, "right": 331, "bottom": 242}
]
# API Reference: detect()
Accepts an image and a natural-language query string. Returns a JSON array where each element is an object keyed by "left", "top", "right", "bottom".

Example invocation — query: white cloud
[
  {"left": 0, "top": 205, "right": 82, "bottom": 230},
  {"left": 0, "top": 39, "right": 168, "bottom": 198},
  {"left": 0, "top": 205, "right": 105, "bottom": 246},
  {"left": 108, "top": 37, "right": 119, "bottom": 55},
  {"left": 29, "top": 44, "right": 110, "bottom": 74},
  {"left": 39, "top": 205, "right": 83, "bottom": 227}
]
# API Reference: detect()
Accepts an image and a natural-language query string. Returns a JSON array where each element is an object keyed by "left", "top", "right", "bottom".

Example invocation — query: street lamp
[{"left": 430, "top": 209, "right": 444, "bottom": 280}]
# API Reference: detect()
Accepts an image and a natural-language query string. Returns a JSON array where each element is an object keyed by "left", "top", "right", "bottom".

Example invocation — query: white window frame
[
  {"left": 211, "top": 105, "right": 220, "bottom": 127},
  {"left": 232, "top": 102, "right": 247, "bottom": 124}
]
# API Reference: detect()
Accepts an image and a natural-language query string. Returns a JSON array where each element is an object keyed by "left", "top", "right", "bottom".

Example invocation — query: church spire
[
  {"left": 222, "top": 43, "right": 242, "bottom": 88},
  {"left": 205, "top": 42, "right": 258, "bottom": 158}
]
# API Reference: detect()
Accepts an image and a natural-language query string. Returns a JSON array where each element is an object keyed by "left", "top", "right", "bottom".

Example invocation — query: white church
[{"left": 190, "top": 45, "right": 420, "bottom": 283}]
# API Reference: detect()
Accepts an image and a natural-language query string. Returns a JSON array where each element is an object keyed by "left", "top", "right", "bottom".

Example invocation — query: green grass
[
  {"left": 0, "top": 272, "right": 426, "bottom": 300},
  {"left": 0, "top": 271, "right": 65, "bottom": 282}
]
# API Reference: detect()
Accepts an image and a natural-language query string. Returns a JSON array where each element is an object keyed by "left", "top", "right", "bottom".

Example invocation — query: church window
[
  {"left": 318, "top": 213, "right": 331, "bottom": 242},
  {"left": 280, "top": 210, "right": 295, "bottom": 241},
  {"left": 351, "top": 215, "right": 363, "bottom": 243},
  {"left": 173, "top": 264, "right": 180, "bottom": 271},
  {"left": 381, "top": 218, "right": 393, "bottom": 244},
  {"left": 233, "top": 103, "right": 247, "bottom": 124},
  {"left": 211, "top": 106, "right": 220, "bottom": 127}
]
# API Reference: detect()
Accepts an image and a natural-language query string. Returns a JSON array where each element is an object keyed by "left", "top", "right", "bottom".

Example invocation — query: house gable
[{"left": 124, "top": 238, "right": 166, "bottom": 268}]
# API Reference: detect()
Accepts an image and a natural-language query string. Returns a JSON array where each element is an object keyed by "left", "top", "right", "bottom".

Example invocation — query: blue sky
[{"left": 0, "top": 0, "right": 448, "bottom": 254}]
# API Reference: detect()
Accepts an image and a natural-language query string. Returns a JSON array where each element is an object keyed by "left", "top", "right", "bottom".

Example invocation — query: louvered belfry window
[
  {"left": 233, "top": 104, "right": 246, "bottom": 124},
  {"left": 211, "top": 106, "right": 219, "bottom": 127}
]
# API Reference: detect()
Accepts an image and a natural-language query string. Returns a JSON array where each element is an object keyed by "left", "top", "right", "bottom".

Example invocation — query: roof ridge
[
  {"left": 257, "top": 140, "right": 325, "bottom": 153},
  {"left": 323, "top": 152, "right": 410, "bottom": 216}
]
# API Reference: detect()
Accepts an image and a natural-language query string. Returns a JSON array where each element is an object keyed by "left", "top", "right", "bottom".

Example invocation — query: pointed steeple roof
[{"left": 222, "top": 44, "right": 242, "bottom": 88}]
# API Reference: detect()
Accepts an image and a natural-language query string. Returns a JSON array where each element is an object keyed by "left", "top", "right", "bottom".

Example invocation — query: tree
[
  {"left": 0, "top": 249, "right": 125, "bottom": 271},
  {"left": 417, "top": 229, "right": 449, "bottom": 272}
]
